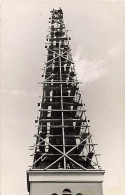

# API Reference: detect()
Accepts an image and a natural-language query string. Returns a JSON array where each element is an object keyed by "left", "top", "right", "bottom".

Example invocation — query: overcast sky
[{"left": 1, "top": 0, "right": 125, "bottom": 195}]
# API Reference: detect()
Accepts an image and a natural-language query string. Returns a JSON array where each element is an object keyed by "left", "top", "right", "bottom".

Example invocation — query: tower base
[{"left": 27, "top": 170, "right": 105, "bottom": 195}]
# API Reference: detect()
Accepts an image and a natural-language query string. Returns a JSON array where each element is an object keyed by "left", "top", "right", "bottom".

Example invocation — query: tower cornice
[{"left": 27, "top": 170, "right": 105, "bottom": 192}]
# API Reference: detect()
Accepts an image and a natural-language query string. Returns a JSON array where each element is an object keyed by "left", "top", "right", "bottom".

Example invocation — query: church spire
[
  {"left": 29, "top": 8, "right": 100, "bottom": 171},
  {"left": 27, "top": 8, "right": 105, "bottom": 195}
]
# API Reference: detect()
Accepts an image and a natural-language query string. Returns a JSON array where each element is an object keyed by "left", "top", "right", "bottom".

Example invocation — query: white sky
[{"left": 1, "top": 0, "right": 125, "bottom": 195}]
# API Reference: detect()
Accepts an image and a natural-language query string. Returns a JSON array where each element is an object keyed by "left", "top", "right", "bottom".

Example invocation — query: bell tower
[{"left": 27, "top": 8, "right": 105, "bottom": 195}]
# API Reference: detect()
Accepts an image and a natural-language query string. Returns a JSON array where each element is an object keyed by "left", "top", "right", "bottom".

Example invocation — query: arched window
[
  {"left": 51, "top": 193, "right": 58, "bottom": 195},
  {"left": 76, "top": 193, "right": 83, "bottom": 195},
  {"left": 62, "top": 189, "right": 72, "bottom": 195}
]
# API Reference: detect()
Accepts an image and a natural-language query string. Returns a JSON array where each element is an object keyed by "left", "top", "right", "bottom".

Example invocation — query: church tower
[{"left": 27, "top": 8, "right": 105, "bottom": 195}]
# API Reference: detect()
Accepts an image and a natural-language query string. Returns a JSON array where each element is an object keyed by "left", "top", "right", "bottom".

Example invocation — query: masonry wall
[{"left": 30, "top": 182, "right": 103, "bottom": 195}]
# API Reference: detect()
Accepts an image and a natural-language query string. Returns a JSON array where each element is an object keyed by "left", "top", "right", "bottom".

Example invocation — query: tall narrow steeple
[{"left": 27, "top": 8, "right": 105, "bottom": 195}]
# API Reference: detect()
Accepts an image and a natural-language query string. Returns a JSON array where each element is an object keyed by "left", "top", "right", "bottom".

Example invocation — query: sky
[{"left": 1, "top": 0, "right": 125, "bottom": 195}]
